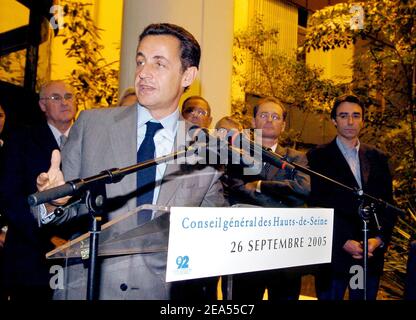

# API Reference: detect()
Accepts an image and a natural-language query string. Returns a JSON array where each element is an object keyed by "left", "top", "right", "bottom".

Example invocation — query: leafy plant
[
  {"left": 60, "top": 1, "right": 119, "bottom": 112},
  {"left": 0, "top": 50, "right": 26, "bottom": 86},
  {"left": 232, "top": 15, "right": 344, "bottom": 145}
]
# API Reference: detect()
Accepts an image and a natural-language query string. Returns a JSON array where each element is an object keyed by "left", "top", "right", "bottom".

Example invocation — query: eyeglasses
[
  {"left": 258, "top": 112, "right": 282, "bottom": 121},
  {"left": 41, "top": 93, "right": 73, "bottom": 102},
  {"left": 183, "top": 107, "right": 208, "bottom": 117},
  {"left": 216, "top": 127, "right": 229, "bottom": 134}
]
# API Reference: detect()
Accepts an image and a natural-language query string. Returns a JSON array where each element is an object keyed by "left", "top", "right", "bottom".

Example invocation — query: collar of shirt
[
  {"left": 336, "top": 136, "right": 360, "bottom": 158},
  {"left": 261, "top": 143, "right": 278, "bottom": 169},
  {"left": 47, "top": 122, "right": 71, "bottom": 146},
  {"left": 270, "top": 143, "right": 278, "bottom": 152},
  {"left": 136, "top": 104, "right": 179, "bottom": 160},
  {"left": 136, "top": 104, "right": 179, "bottom": 140}
]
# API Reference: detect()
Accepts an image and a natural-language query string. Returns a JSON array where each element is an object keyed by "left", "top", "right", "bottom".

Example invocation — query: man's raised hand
[{"left": 36, "top": 149, "right": 70, "bottom": 207}]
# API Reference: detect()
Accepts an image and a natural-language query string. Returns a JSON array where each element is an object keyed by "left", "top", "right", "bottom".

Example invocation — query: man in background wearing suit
[
  {"left": 227, "top": 96, "right": 310, "bottom": 300},
  {"left": 307, "top": 94, "right": 397, "bottom": 300},
  {"left": 0, "top": 80, "right": 76, "bottom": 300},
  {"left": 35, "top": 23, "right": 226, "bottom": 300}
]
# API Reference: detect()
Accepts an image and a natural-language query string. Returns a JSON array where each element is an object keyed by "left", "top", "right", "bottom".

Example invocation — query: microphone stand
[
  {"left": 84, "top": 182, "right": 106, "bottom": 300},
  {"left": 357, "top": 191, "right": 370, "bottom": 300},
  {"left": 28, "top": 146, "right": 200, "bottom": 300},
  {"left": 357, "top": 200, "right": 380, "bottom": 300}
]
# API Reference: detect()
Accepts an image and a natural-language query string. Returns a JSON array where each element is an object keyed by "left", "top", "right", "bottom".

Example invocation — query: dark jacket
[
  {"left": 227, "top": 144, "right": 310, "bottom": 208},
  {"left": 0, "top": 122, "right": 62, "bottom": 288},
  {"left": 306, "top": 139, "right": 396, "bottom": 274}
]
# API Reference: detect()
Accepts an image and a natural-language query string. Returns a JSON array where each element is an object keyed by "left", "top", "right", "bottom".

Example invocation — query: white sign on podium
[{"left": 166, "top": 207, "right": 333, "bottom": 282}]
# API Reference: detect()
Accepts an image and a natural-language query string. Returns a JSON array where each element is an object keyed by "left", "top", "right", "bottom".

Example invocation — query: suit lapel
[
  {"left": 265, "top": 145, "right": 286, "bottom": 179},
  {"left": 156, "top": 119, "right": 189, "bottom": 206},
  {"left": 359, "top": 144, "right": 370, "bottom": 188},
  {"left": 33, "top": 121, "right": 59, "bottom": 154},
  {"left": 109, "top": 106, "right": 138, "bottom": 209},
  {"left": 329, "top": 139, "right": 360, "bottom": 188}
]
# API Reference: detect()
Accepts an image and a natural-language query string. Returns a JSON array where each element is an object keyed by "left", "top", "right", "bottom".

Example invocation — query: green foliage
[
  {"left": 60, "top": 1, "right": 119, "bottom": 112},
  {"left": 302, "top": 0, "right": 416, "bottom": 299},
  {"left": 232, "top": 15, "right": 343, "bottom": 143}
]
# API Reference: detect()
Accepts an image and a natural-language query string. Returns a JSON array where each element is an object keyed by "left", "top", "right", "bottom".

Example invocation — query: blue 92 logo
[{"left": 176, "top": 255, "right": 190, "bottom": 269}]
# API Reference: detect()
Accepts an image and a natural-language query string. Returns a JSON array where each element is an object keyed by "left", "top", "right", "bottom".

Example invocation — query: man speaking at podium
[{"left": 34, "top": 23, "right": 226, "bottom": 300}]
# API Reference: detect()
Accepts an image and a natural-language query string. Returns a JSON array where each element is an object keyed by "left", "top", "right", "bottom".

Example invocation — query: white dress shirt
[
  {"left": 336, "top": 136, "right": 362, "bottom": 189},
  {"left": 136, "top": 104, "right": 179, "bottom": 204},
  {"left": 47, "top": 123, "right": 70, "bottom": 147}
]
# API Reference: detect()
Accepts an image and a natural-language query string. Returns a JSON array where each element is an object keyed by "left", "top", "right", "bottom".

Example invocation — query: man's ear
[
  {"left": 39, "top": 100, "right": 46, "bottom": 113},
  {"left": 331, "top": 118, "right": 337, "bottom": 127},
  {"left": 251, "top": 118, "right": 256, "bottom": 128},
  {"left": 207, "top": 116, "right": 213, "bottom": 127},
  {"left": 182, "top": 66, "right": 198, "bottom": 88},
  {"left": 282, "top": 121, "right": 286, "bottom": 132}
]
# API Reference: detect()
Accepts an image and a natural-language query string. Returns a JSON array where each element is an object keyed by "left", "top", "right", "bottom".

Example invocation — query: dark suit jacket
[
  {"left": 227, "top": 144, "right": 310, "bottom": 207},
  {"left": 306, "top": 139, "right": 396, "bottom": 274},
  {"left": 0, "top": 121, "right": 61, "bottom": 288}
]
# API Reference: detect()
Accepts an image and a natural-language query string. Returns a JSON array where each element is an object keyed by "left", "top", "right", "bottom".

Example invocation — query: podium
[
  {"left": 47, "top": 204, "right": 170, "bottom": 260},
  {"left": 47, "top": 205, "right": 333, "bottom": 300},
  {"left": 47, "top": 204, "right": 174, "bottom": 300}
]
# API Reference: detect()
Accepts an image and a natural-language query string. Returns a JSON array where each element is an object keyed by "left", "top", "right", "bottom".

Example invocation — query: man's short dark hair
[
  {"left": 139, "top": 23, "right": 201, "bottom": 71},
  {"left": 182, "top": 95, "right": 211, "bottom": 116},
  {"left": 331, "top": 94, "right": 365, "bottom": 120},
  {"left": 215, "top": 116, "right": 243, "bottom": 131},
  {"left": 253, "top": 96, "right": 287, "bottom": 120}
]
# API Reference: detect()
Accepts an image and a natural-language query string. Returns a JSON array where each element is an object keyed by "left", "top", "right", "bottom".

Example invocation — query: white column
[
  {"left": 199, "top": 0, "right": 234, "bottom": 126},
  {"left": 119, "top": 0, "right": 234, "bottom": 126}
]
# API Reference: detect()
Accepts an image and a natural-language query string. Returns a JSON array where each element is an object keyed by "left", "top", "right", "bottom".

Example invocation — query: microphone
[
  {"left": 28, "top": 181, "right": 78, "bottom": 207},
  {"left": 227, "top": 129, "right": 296, "bottom": 173},
  {"left": 186, "top": 126, "right": 255, "bottom": 167}
]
